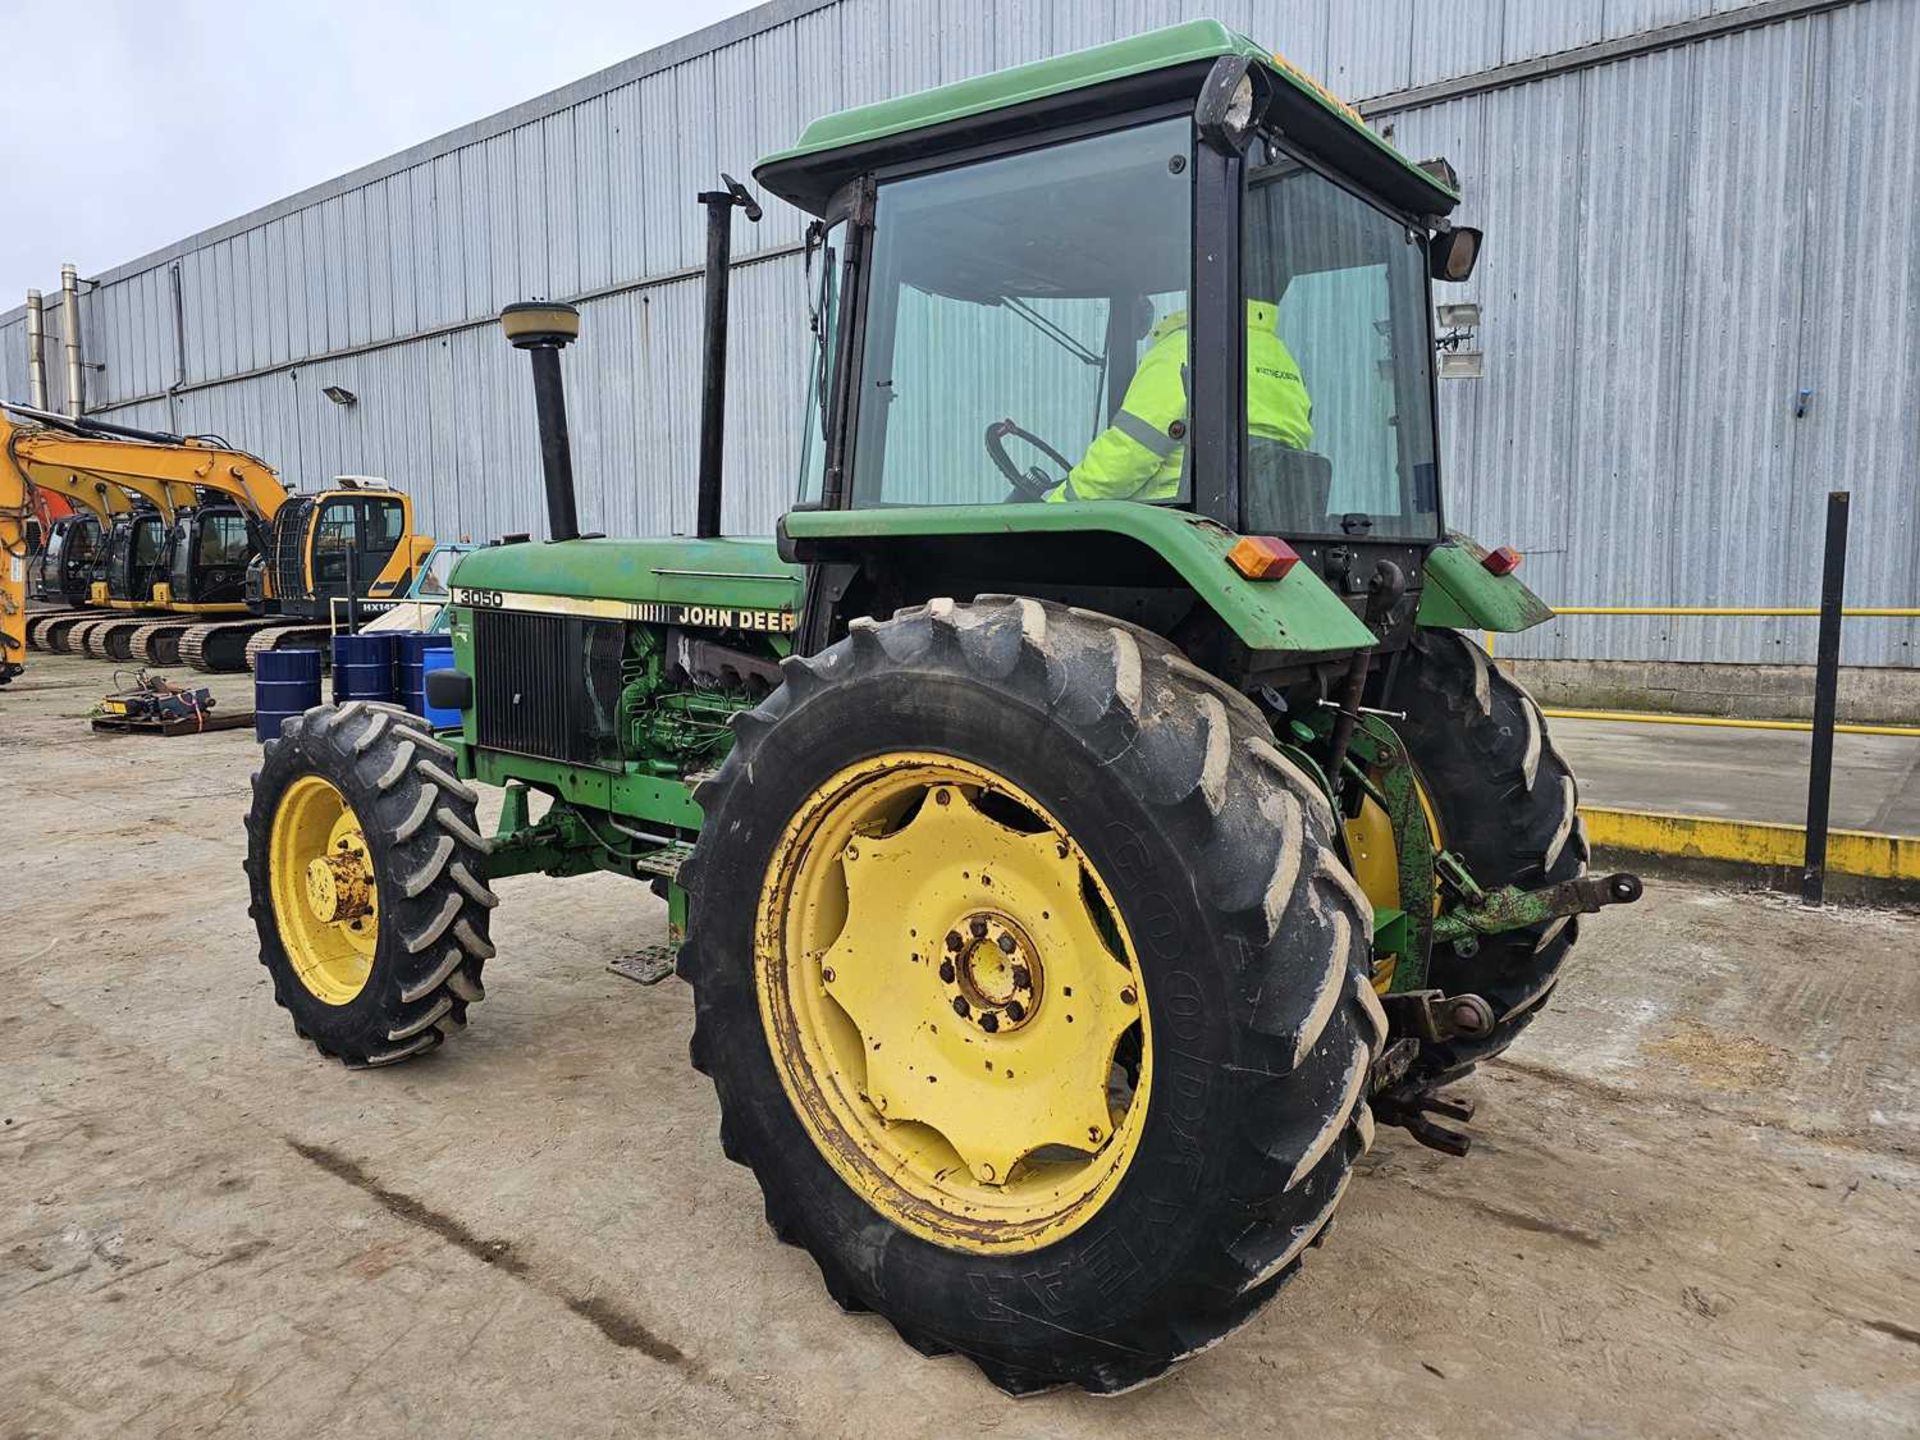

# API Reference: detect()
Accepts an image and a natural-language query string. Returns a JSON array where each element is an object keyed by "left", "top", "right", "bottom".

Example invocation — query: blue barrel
[
  {"left": 396, "top": 631, "right": 455, "bottom": 720},
  {"left": 419, "top": 645, "right": 463, "bottom": 730},
  {"left": 254, "top": 647, "right": 323, "bottom": 743},
  {"left": 332, "top": 632, "right": 398, "bottom": 706}
]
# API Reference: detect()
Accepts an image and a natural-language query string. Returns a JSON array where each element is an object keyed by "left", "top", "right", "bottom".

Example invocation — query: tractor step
[
  {"left": 631, "top": 841, "right": 696, "bottom": 880},
  {"left": 608, "top": 944, "right": 679, "bottom": 986}
]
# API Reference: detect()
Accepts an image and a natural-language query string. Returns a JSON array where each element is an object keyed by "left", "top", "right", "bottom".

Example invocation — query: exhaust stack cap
[{"left": 500, "top": 301, "right": 580, "bottom": 350}]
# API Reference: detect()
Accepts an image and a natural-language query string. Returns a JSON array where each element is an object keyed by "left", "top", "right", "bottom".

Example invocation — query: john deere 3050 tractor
[{"left": 247, "top": 21, "right": 1641, "bottom": 1394}]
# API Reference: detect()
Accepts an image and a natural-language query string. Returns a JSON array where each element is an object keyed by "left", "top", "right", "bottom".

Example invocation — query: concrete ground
[
  {"left": 1552, "top": 716, "right": 1920, "bottom": 833},
  {"left": 4, "top": 651, "right": 1917, "bottom": 1438}
]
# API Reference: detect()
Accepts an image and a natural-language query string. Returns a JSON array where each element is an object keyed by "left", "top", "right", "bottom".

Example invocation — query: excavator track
[
  {"left": 64, "top": 618, "right": 117, "bottom": 658},
  {"left": 130, "top": 621, "right": 191, "bottom": 667},
  {"left": 179, "top": 619, "right": 279, "bottom": 673},
  {"left": 26, "top": 610, "right": 85, "bottom": 650},
  {"left": 36, "top": 613, "right": 96, "bottom": 654},
  {"left": 84, "top": 616, "right": 165, "bottom": 663},
  {"left": 244, "top": 625, "right": 331, "bottom": 672}
]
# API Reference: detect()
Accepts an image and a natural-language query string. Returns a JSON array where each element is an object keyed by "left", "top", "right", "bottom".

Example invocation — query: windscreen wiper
[{"left": 998, "top": 297, "right": 1103, "bottom": 369}]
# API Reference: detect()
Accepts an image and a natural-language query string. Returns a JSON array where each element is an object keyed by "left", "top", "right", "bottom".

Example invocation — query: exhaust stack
[
  {"left": 500, "top": 301, "right": 583, "bottom": 543},
  {"left": 59, "top": 263, "right": 83, "bottom": 417},
  {"left": 24, "top": 290, "right": 47, "bottom": 409},
  {"left": 695, "top": 174, "right": 761, "bottom": 540}
]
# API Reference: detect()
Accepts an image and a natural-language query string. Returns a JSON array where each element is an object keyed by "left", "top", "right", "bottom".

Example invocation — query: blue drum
[
  {"left": 254, "top": 646, "right": 323, "bottom": 743},
  {"left": 396, "top": 631, "right": 455, "bottom": 722},
  {"left": 331, "top": 632, "right": 398, "bottom": 707}
]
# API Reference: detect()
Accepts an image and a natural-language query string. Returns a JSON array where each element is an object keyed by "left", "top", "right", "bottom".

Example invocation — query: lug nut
[
  {"left": 979, "top": 1012, "right": 999, "bottom": 1033},
  {"left": 996, "top": 933, "right": 1016, "bottom": 954},
  {"left": 969, "top": 918, "right": 988, "bottom": 939},
  {"left": 945, "top": 931, "right": 963, "bottom": 952},
  {"left": 939, "top": 959, "right": 956, "bottom": 983},
  {"left": 1004, "top": 1000, "right": 1026, "bottom": 1022},
  {"left": 952, "top": 996, "right": 970, "bottom": 1018}
]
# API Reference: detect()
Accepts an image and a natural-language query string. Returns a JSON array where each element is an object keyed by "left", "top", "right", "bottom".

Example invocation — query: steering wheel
[{"left": 985, "top": 418, "right": 1074, "bottom": 501}]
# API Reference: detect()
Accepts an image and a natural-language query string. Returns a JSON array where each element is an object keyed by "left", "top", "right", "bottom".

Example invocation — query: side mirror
[{"left": 1430, "top": 226, "right": 1483, "bottom": 283}]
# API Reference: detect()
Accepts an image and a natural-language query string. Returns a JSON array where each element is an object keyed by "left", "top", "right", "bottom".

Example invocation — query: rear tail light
[
  {"left": 1226, "top": 535, "right": 1301, "bottom": 581},
  {"left": 1482, "top": 545, "right": 1522, "bottom": 576}
]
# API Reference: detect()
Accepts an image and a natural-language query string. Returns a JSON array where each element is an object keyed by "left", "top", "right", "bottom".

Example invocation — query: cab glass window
[
  {"left": 852, "top": 118, "right": 1191, "bottom": 507},
  {"left": 1242, "top": 148, "right": 1438, "bottom": 540},
  {"left": 196, "top": 513, "right": 251, "bottom": 565}
]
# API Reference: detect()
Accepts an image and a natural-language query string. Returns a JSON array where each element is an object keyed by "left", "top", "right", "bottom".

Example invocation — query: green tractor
[{"left": 246, "top": 21, "right": 1641, "bottom": 1394}]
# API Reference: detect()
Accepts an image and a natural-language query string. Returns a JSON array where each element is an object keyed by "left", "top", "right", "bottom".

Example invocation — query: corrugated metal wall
[{"left": 3, "top": 0, "right": 1914, "bottom": 666}]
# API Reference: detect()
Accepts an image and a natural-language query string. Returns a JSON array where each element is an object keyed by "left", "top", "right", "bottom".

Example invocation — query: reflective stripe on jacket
[{"left": 1049, "top": 301, "right": 1312, "bottom": 503}]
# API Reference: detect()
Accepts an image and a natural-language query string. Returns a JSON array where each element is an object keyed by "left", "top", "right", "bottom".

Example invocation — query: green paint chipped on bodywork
[
  {"left": 755, "top": 19, "right": 1457, "bottom": 210},
  {"left": 1417, "top": 534, "right": 1555, "bottom": 634},
  {"left": 783, "top": 500, "right": 1377, "bottom": 656}
]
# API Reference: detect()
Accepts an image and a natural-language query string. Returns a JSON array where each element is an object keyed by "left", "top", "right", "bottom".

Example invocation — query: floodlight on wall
[
  {"left": 321, "top": 384, "right": 358, "bottom": 407},
  {"left": 1434, "top": 302, "right": 1483, "bottom": 381}
]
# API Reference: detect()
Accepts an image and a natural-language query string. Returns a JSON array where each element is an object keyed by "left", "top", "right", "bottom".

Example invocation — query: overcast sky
[{"left": 0, "top": 0, "right": 763, "bottom": 300}]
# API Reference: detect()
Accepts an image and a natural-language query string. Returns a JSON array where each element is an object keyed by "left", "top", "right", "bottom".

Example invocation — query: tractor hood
[
  {"left": 756, "top": 19, "right": 1459, "bottom": 220},
  {"left": 448, "top": 537, "right": 803, "bottom": 630}
]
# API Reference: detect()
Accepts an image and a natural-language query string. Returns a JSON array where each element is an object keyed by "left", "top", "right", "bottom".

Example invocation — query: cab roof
[{"left": 755, "top": 19, "right": 1460, "bottom": 219}]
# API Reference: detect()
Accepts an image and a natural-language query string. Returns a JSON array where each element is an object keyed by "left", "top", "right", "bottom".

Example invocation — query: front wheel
[
  {"left": 245, "top": 700, "right": 496, "bottom": 1066},
  {"left": 679, "top": 597, "right": 1382, "bottom": 1394}
]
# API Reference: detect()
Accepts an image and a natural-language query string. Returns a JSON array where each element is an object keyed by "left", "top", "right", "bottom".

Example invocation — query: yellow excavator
[
  {"left": 4, "top": 405, "right": 434, "bottom": 671},
  {"left": 5, "top": 417, "right": 203, "bottom": 671}
]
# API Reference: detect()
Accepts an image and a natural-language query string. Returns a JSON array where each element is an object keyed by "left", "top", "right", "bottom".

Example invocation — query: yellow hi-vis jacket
[{"left": 1048, "top": 301, "right": 1312, "bottom": 503}]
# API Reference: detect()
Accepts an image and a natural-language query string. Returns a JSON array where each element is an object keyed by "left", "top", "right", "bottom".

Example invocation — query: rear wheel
[
  {"left": 1392, "top": 628, "right": 1588, "bottom": 1080},
  {"left": 680, "top": 597, "right": 1382, "bottom": 1394},
  {"left": 245, "top": 700, "right": 495, "bottom": 1066}
]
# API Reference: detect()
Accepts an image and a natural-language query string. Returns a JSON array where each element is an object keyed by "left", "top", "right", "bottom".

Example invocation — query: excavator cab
[
  {"left": 159, "top": 503, "right": 255, "bottom": 610},
  {"left": 30, "top": 512, "right": 101, "bottom": 607},
  {"left": 268, "top": 483, "right": 425, "bottom": 623},
  {"left": 94, "top": 509, "right": 170, "bottom": 609}
]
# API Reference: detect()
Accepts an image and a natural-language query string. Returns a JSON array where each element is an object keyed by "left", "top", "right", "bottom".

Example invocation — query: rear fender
[
  {"left": 780, "top": 501, "right": 1376, "bottom": 658},
  {"left": 1416, "top": 532, "right": 1554, "bottom": 634}
]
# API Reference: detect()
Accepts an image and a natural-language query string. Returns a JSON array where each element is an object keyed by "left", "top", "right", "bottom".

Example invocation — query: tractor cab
[{"left": 757, "top": 19, "right": 1498, "bottom": 660}]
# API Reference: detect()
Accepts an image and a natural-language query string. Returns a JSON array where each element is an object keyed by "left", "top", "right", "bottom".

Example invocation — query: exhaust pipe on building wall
[
  {"left": 500, "top": 300, "right": 583, "bottom": 543},
  {"left": 24, "top": 289, "right": 47, "bottom": 410},
  {"left": 59, "top": 263, "right": 83, "bottom": 417},
  {"left": 695, "top": 174, "right": 761, "bottom": 541}
]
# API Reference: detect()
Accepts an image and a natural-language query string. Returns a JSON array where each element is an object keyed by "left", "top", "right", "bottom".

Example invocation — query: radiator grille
[
  {"left": 472, "top": 609, "right": 625, "bottom": 768},
  {"left": 271, "top": 497, "right": 312, "bottom": 604}
]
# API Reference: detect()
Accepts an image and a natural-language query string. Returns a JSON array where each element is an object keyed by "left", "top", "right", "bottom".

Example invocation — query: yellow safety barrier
[
  {"left": 1544, "top": 708, "right": 1920, "bottom": 739},
  {"left": 1580, "top": 806, "right": 1920, "bottom": 884},
  {"left": 1552, "top": 606, "right": 1920, "bottom": 617}
]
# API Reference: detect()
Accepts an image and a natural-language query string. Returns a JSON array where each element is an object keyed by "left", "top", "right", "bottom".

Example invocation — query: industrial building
[{"left": 4, "top": 0, "right": 1914, "bottom": 686}]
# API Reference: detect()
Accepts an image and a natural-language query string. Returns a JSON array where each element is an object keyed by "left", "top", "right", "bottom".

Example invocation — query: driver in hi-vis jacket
[{"left": 1047, "top": 299, "right": 1312, "bottom": 502}]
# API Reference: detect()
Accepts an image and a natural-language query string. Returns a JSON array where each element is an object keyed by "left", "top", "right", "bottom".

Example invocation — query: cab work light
[
  {"left": 1227, "top": 535, "right": 1300, "bottom": 580},
  {"left": 1482, "top": 545, "right": 1522, "bottom": 576}
]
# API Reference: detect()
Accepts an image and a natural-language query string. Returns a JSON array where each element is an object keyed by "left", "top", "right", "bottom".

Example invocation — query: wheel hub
[
  {"left": 268, "top": 774, "right": 381, "bottom": 1005},
  {"left": 943, "top": 912, "right": 1040, "bottom": 1034},
  {"left": 304, "top": 842, "right": 373, "bottom": 924}
]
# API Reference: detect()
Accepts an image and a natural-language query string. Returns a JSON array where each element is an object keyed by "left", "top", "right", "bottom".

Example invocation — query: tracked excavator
[{"left": 3, "top": 405, "right": 433, "bottom": 671}]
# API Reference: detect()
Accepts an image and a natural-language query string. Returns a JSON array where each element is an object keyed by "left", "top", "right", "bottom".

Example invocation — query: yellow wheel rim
[
  {"left": 757, "top": 752, "right": 1152, "bottom": 1255},
  {"left": 269, "top": 774, "right": 380, "bottom": 1005}
]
